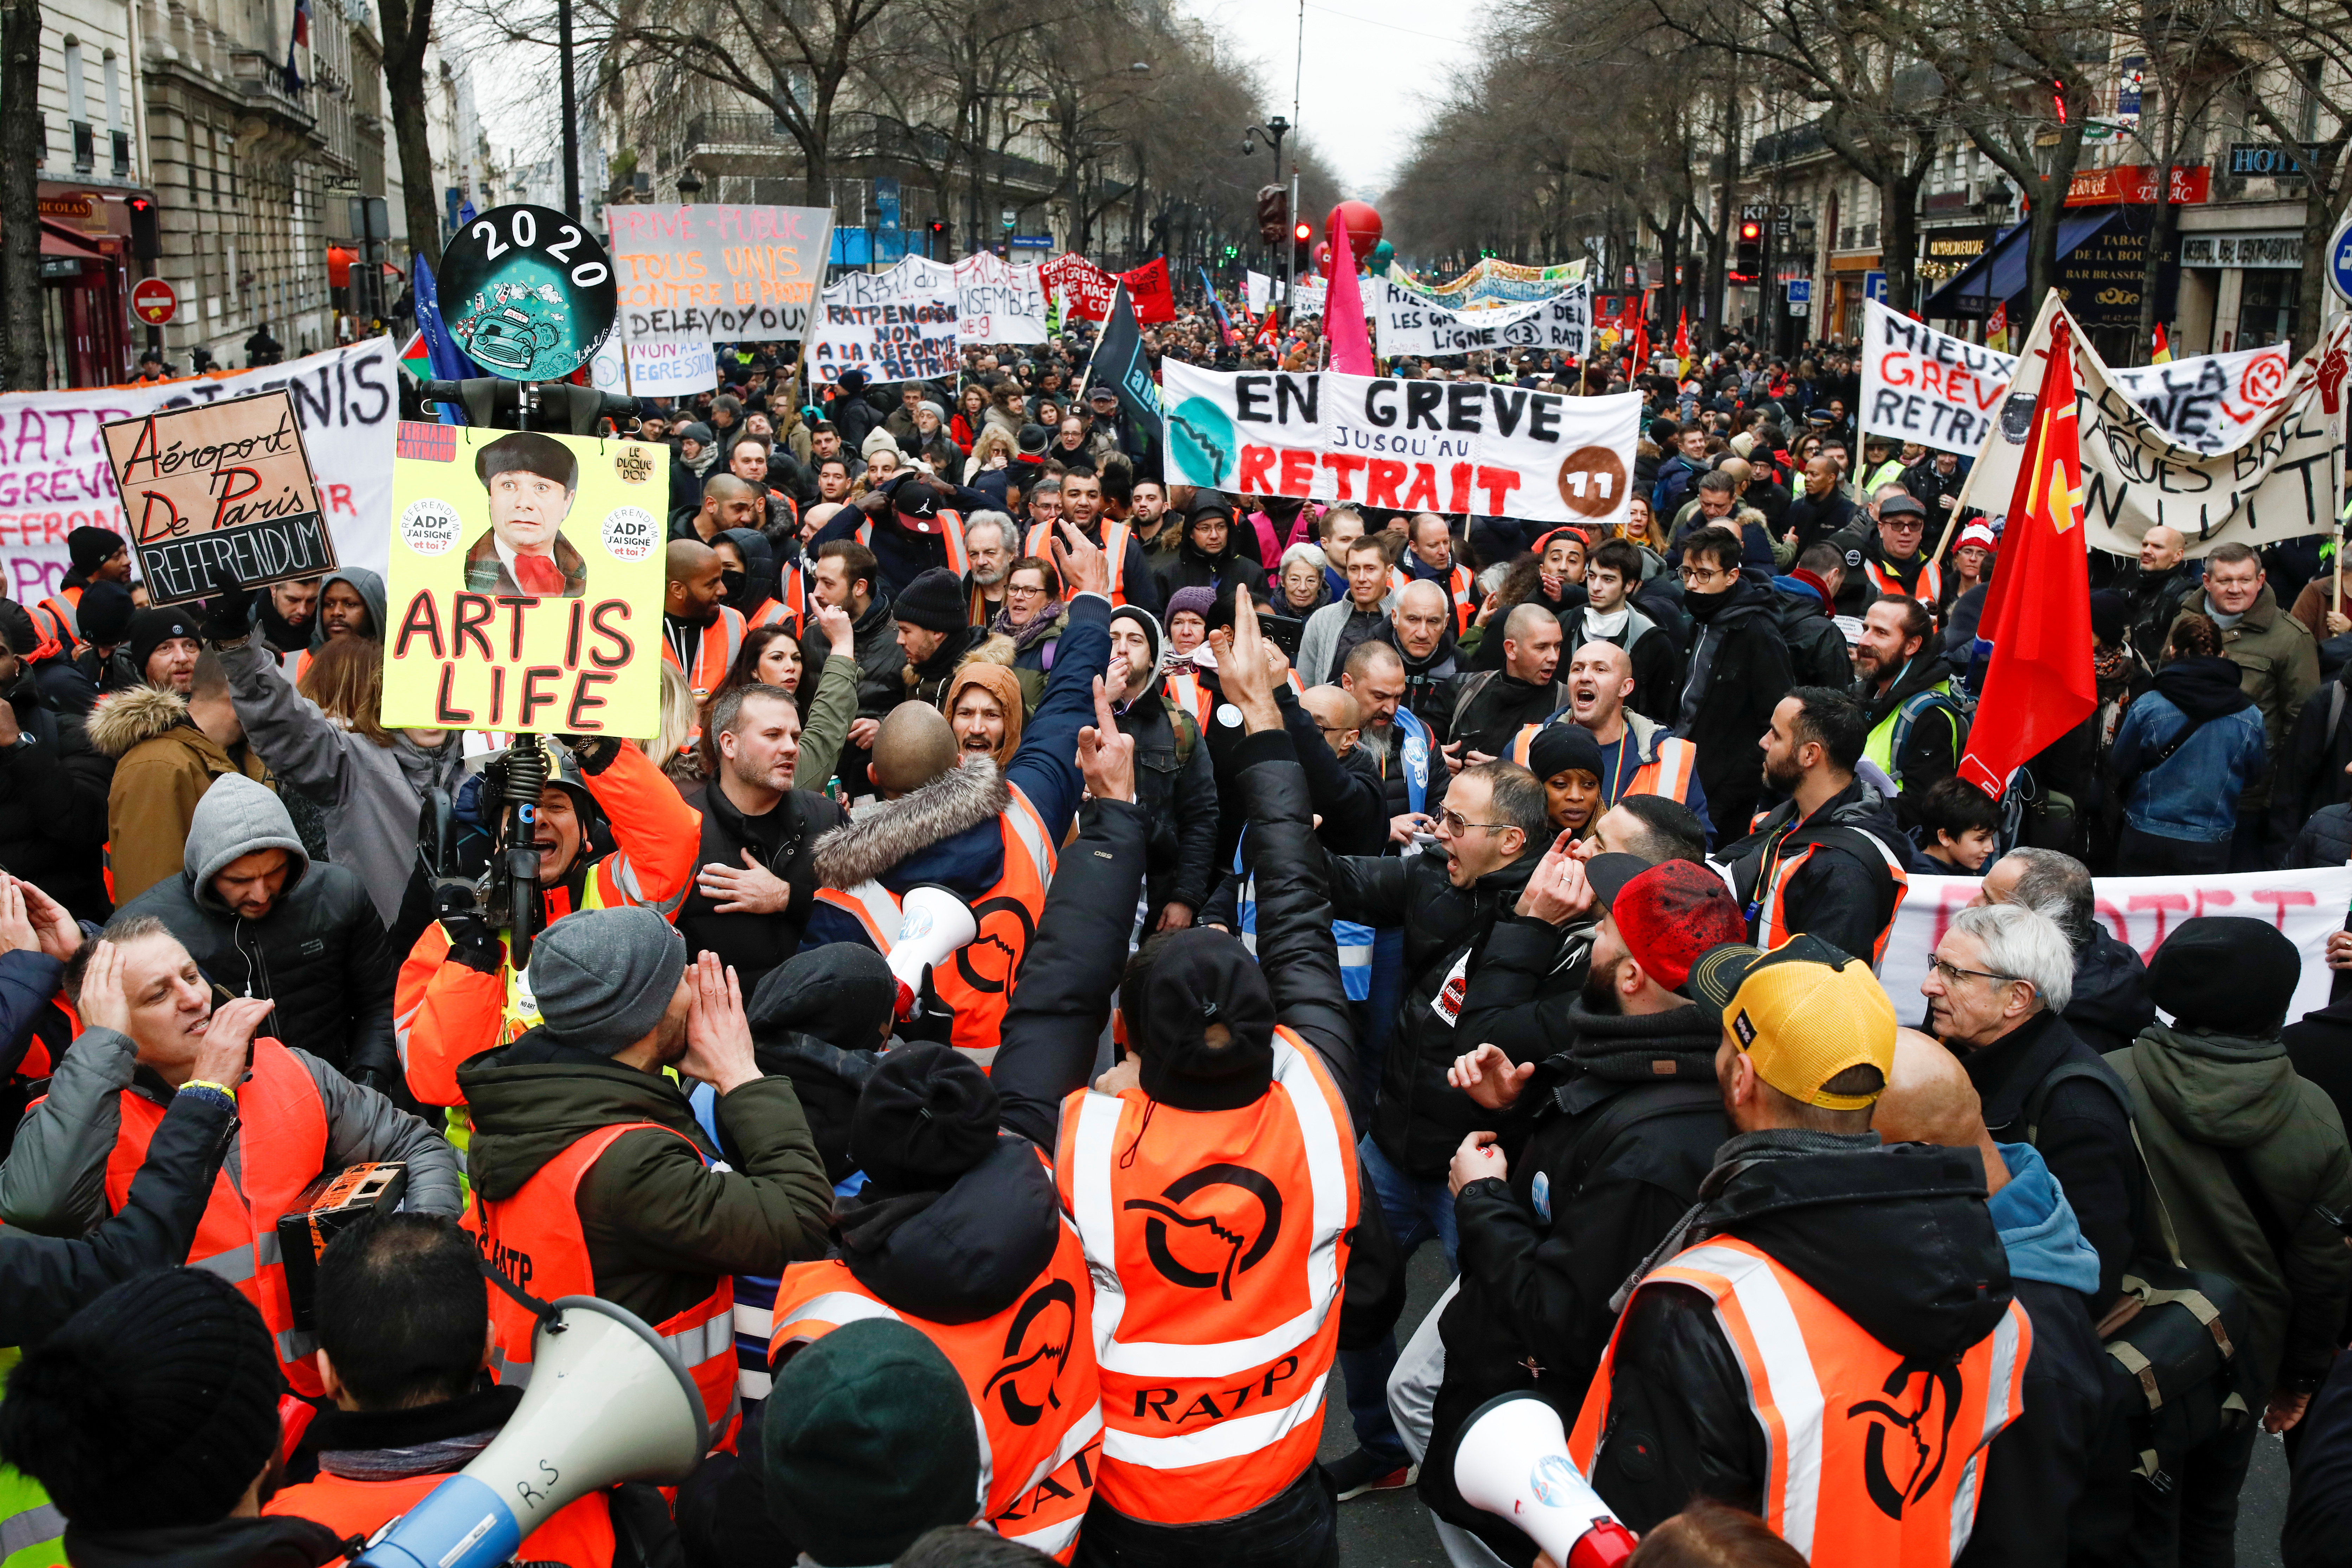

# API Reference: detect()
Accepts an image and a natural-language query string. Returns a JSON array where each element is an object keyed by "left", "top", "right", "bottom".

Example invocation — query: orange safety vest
[
  {"left": 288, "top": 647, "right": 315, "bottom": 688},
  {"left": 860, "top": 513, "right": 971, "bottom": 576},
  {"left": 660, "top": 604, "right": 747, "bottom": 701},
  {"left": 1863, "top": 556, "right": 1942, "bottom": 608},
  {"left": 767, "top": 1209, "right": 1104, "bottom": 1562},
  {"left": 264, "top": 1469, "right": 616, "bottom": 1567},
  {"left": 810, "top": 786, "right": 1058, "bottom": 1068},
  {"left": 465, "top": 1121, "right": 739, "bottom": 1448},
  {"left": 1570, "top": 1235, "right": 2030, "bottom": 1566},
  {"left": 1420, "top": 562, "right": 1475, "bottom": 633},
  {"left": 1753, "top": 822, "right": 1911, "bottom": 965},
  {"left": 98, "top": 1040, "right": 328, "bottom": 1394},
  {"left": 32, "top": 586, "right": 82, "bottom": 654},
  {"left": 1627, "top": 735, "right": 1698, "bottom": 804},
  {"left": 1161, "top": 670, "right": 1214, "bottom": 732},
  {"left": 1027, "top": 521, "right": 1135, "bottom": 605},
  {"left": 1053, "top": 1025, "right": 1357, "bottom": 1525}
]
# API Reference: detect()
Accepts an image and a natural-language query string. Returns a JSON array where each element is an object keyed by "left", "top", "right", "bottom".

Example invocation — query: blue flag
[
  {"left": 1198, "top": 267, "right": 1237, "bottom": 347},
  {"left": 411, "top": 252, "right": 482, "bottom": 423}
]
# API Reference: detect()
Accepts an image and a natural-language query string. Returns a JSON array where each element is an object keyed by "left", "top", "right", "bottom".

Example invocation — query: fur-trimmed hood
[
  {"left": 811, "top": 754, "right": 1011, "bottom": 889},
  {"left": 86, "top": 683, "right": 191, "bottom": 758}
]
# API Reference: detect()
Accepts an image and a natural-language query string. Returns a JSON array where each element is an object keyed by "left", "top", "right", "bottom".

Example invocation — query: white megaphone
[
  {"left": 1453, "top": 1392, "right": 1638, "bottom": 1568},
  {"left": 887, "top": 884, "right": 978, "bottom": 1019},
  {"left": 351, "top": 1296, "right": 709, "bottom": 1568}
]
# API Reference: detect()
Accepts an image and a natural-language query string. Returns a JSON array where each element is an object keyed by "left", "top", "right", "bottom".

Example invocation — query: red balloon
[{"left": 1326, "top": 200, "right": 1384, "bottom": 260}]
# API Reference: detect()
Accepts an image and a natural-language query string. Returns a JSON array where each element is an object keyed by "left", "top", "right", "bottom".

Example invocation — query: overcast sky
[{"left": 1176, "top": 0, "right": 1483, "bottom": 202}]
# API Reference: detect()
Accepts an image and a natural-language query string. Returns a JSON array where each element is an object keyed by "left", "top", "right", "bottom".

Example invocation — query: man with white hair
[
  {"left": 1972, "top": 847, "right": 2156, "bottom": 1054},
  {"left": 960, "top": 510, "right": 1015, "bottom": 625},
  {"left": 1922, "top": 901, "right": 2145, "bottom": 1305}
]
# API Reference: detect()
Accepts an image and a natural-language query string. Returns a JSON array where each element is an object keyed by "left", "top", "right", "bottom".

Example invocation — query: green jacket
[
  {"left": 2173, "top": 582, "right": 2320, "bottom": 808},
  {"left": 459, "top": 1044, "right": 834, "bottom": 1327},
  {"left": 2108, "top": 1020, "right": 2352, "bottom": 1392}
]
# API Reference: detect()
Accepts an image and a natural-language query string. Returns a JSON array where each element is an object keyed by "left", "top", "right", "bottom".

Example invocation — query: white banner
[
  {"left": 604, "top": 203, "right": 834, "bottom": 345},
  {"left": 1290, "top": 276, "right": 1329, "bottom": 318},
  {"left": 1882, "top": 867, "right": 2352, "bottom": 1027},
  {"left": 1159, "top": 361, "right": 1639, "bottom": 525},
  {"left": 952, "top": 253, "right": 1047, "bottom": 345},
  {"left": 1374, "top": 278, "right": 1591, "bottom": 359},
  {"left": 1953, "top": 294, "right": 2347, "bottom": 555},
  {"left": 590, "top": 338, "right": 719, "bottom": 398},
  {"left": 810, "top": 257, "right": 960, "bottom": 383},
  {"left": 0, "top": 337, "right": 398, "bottom": 601},
  {"left": 1246, "top": 270, "right": 1274, "bottom": 314},
  {"left": 1861, "top": 297, "right": 2292, "bottom": 457}
]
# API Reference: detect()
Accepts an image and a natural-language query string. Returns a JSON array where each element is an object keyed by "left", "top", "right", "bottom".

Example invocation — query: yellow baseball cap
[{"left": 1686, "top": 935, "right": 1897, "bottom": 1111}]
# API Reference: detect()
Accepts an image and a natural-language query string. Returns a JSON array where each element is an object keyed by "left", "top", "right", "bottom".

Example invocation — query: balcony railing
[{"left": 1753, "top": 118, "right": 1826, "bottom": 166}]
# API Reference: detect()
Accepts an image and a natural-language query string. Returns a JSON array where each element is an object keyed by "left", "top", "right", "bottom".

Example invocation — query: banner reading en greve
[
  {"left": 381, "top": 422, "right": 668, "bottom": 738},
  {"left": 810, "top": 259, "right": 959, "bottom": 383},
  {"left": 1161, "top": 360, "right": 1640, "bottom": 526}
]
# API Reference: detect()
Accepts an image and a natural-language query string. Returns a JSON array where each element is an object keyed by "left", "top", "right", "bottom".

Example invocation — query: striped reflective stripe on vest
[
  {"left": 1230, "top": 838, "right": 1373, "bottom": 1000},
  {"left": 0, "top": 1465, "right": 65, "bottom": 1568}
]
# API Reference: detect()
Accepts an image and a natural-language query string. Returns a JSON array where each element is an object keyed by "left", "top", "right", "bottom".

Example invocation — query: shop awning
[
  {"left": 327, "top": 245, "right": 358, "bottom": 287},
  {"left": 40, "top": 219, "right": 105, "bottom": 260},
  {"left": 1922, "top": 210, "right": 2116, "bottom": 317}
]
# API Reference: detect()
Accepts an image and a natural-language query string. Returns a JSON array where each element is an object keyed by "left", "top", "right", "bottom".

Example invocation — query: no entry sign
[{"left": 131, "top": 278, "right": 178, "bottom": 325}]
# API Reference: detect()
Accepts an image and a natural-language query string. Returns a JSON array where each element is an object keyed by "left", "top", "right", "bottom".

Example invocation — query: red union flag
[{"left": 1958, "top": 298, "right": 2096, "bottom": 799}]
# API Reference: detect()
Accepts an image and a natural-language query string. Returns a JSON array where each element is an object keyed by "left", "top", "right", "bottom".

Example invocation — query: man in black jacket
[
  {"left": 1851, "top": 593, "right": 1965, "bottom": 821},
  {"left": 1717, "top": 685, "right": 1907, "bottom": 964},
  {"left": 1419, "top": 856, "right": 1745, "bottom": 1559},
  {"left": 1974, "top": 847, "right": 2156, "bottom": 1056},
  {"left": 677, "top": 683, "right": 847, "bottom": 998},
  {"left": 118, "top": 773, "right": 398, "bottom": 1086},
  {"left": 1322, "top": 757, "right": 1549, "bottom": 1496},
  {"left": 1781, "top": 454, "right": 1858, "bottom": 553},
  {"left": 1676, "top": 527, "right": 1796, "bottom": 838},
  {"left": 1567, "top": 935, "right": 2025, "bottom": 1546},
  {"left": 1923, "top": 900, "right": 2143, "bottom": 1307},
  {"left": 1445, "top": 605, "right": 1566, "bottom": 764}
]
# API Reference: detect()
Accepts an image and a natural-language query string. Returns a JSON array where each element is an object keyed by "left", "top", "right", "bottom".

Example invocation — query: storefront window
[{"left": 2238, "top": 270, "right": 2299, "bottom": 351}]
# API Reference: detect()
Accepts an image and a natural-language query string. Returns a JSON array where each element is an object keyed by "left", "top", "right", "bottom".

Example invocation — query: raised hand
[{"left": 1077, "top": 676, "right": 1137, "bottom": 804}]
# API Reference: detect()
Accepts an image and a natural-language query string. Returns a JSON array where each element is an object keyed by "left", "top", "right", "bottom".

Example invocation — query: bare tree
[{"left": 0, "top": 0, "right": 45, "bottom": 386}]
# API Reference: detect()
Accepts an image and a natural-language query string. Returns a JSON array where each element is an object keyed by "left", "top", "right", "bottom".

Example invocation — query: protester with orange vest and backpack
[
  {"left": 0, "top": 919, "right": 462, "bottom": 1396},
  {"left": 457, "top": 911, "right": 835, "bottom": 1448},
  {"left": 1560, "top": 933, "right": 2030, "bottom": 1564},
  {"left": 265, "top": 1212, "right": 681, "bottom": 1565},
  {"left": 1024, "top": 467, "right": 1162, "bottom": 614}
]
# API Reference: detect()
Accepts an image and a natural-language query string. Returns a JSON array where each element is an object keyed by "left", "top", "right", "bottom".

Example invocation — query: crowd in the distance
[{"left": 0, "top": 309, "right": 2347, "bottom": 1568}]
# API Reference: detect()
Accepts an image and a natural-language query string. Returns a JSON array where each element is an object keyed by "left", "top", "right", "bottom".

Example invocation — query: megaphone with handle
[
  {"left": 352, "top": 1296, "right": 709, "bottom": 1568},
  {"left": 887, "top": 884, "right": 977, "bottom": 1019},
  {"left": 1453, "top": 1392, "right": 1638, "bottom": 1568}
]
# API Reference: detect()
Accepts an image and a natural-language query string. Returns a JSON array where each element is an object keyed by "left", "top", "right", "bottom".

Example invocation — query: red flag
[
  {"left": 1672, "top": 309, "right": 1690, "bottom": 359},
  {"left": 2151, "top": 323, "right": 2173, "bottom": 364},
  {"left": 1323, "top": 212, "right": 1375, "bottom": 374},
  {"left": 1957, "top": 310, "right": 2096, "bottom": 799},
  {"left": 1629, "top": 317, "right": 1650, "bottom": 372},
  {"left": 1119, "top": 257, "right": 1176, "bottom": 323}
]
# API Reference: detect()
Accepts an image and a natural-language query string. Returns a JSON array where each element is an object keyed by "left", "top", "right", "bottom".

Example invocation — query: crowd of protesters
[{"left": 0, "top": 302, "right": 2348, "bottom": 1568}]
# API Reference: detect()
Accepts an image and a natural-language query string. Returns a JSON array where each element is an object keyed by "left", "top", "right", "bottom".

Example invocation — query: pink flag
[{"left": 1324, "top": 213, "right": 1375, "bottom": 374}]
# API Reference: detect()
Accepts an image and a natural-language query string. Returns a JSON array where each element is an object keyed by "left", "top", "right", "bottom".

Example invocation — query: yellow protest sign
[{"left": 382, "top": 422, "right": 666, "bottom": 737}]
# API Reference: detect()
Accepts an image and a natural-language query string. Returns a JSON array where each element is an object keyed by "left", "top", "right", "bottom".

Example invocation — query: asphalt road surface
[{"left": 1321, "top": 1245, "right": 2297, "bottom": 1566}]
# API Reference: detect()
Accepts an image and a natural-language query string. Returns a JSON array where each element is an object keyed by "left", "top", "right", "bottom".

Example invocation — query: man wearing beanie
[
  {"left": 34, "top": 577, "right": 134, "bottom": 714},
  {"left": 1563, "top": 935, "right": 2029, "bottom": 1558},
  {"left": 31, "top": 525, "right": 129, "bottom": 654},
  {"left": 2107, "top": 915, "right": 2352, "bottom": 1557},
  {"left": 458, "top": 912, "right": 832, "bottom": 1443},
  {"left": 758, "top": 1044, "right": 1103, "bottom": 1560},
  {"left": 761, "top": 1319, "right": 984, "bottom": 1566},
  {"left": 803, "top": 533, "right": 1113, "bottom": 1064},
  {"left": 1106, "top": 603, "right": 1218, "bottom": 932},
  {"left": 0, "top": 1268, "right": 347, "bottom": 1567},
  {"left": 894, "top": 566, "right": 984, "bottom": 710},
  {"left": 1419, "top": 855, "right": 1743, "bottom": 1560}
]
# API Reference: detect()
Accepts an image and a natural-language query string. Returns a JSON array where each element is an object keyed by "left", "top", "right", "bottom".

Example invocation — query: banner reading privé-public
[
  {"left": 605, "top": 204, "right": 834, "bottom": 344},
  {"left": 382, "top": 423, "right": 667, "bottom": 738},
  {"left": 1161, "top": 361, "right": 1639, "bottom": 526}
]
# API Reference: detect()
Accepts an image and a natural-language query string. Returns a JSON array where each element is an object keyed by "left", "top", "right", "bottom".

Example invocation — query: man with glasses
[
  {"left": 1673, "top": 526, "right": 1794, "bottom": 839},
  {"left": 1920, "top": 902, "right": 2144, "bottom": 1306},
  {"left": 1832, "top": 489, "right": 1940, "bottom": 617}
]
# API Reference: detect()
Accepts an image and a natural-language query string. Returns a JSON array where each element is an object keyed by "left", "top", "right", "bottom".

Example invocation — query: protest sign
[
  {"left": 1123, "top": 257, "right": 1177, "bottom": 324},
  {"left": 588, "top": 338, "right": 720, "bottom": 398},
  {"left": 99, "top": 389, "right": 336, "bottom": 605},
  {"left": 953, "top": 253, "right": 1047, "bottom": 344},
  {"left": 1040, "top": 253, "right": 1118, "bottom": 322},
  {"left": 1373, "top": 278, "right": 1591, "bottom": 358},
  {"left": 1882, "top": 866, "right": 2352, "bottom": 1024},
  {"left": 382, "top": 422, "right": 667, "bottom": 738},
  {"left": 1413, "top": 256, "right": 1580, "bottom": 309},
  {"left": 1160, "top": 360, "right": 1639, "bottom": 525},
  {"left": 1861, "top": 298, "right": 2291, "bottom": 457},
  {"left": 1246, "top": 271, "right": 1274, "bottom": 314},
  {"left": 605, "top": 204, "right": 833, "bottom": 344},
  {"left": 0, "top": 337, "right": 397, "bottom": 604},
  {"left": 809, "top": 258, "right": 960, "bottom": 383},
  {"left": 1291, "top": 275, "right": 1329, "bottom": 318},
  {"left": 1953, "top": 293, "right": 2348, "bottom": 555},
  {"left": 438, "top": 205, "right": 618, "bottom": 380}
]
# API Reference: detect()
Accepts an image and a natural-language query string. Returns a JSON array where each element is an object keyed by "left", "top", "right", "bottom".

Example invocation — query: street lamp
[
  {"left": 1242, "top": 116, "right": 1295, "bottom": 309},
  {"left": 676, "top": 168, "right": 703, "bottom": 201}
]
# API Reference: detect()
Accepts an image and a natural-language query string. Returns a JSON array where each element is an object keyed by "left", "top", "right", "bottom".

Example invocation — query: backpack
[{"left": 1779, "top": 601, "right": 1852, "bottom": 688}]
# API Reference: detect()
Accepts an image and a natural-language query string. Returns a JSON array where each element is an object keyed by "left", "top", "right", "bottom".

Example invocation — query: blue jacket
[
  {"left": 1987, "top": 1142, "right": 2102, "bottom": 1294},
  {"left": 2110, "top": 662, "right": 2269, "bottom": 842}
]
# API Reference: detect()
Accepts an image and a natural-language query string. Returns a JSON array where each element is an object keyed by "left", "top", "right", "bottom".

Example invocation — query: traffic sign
[
  {"left": 1785, "top": 279, "right": 1811, "bottom": 303},
  {"left": 131, "top": 277, "right": 178, "bottom": 325},
  {"left": 1001, "top": 208, "right": 1016, "bottom": 231},
  {"left": 1864, "top": 271, "right": 1888, "bottom": 304},
  {"left": 2329, "top": 209, "right": 2352, "bottom": 305}
]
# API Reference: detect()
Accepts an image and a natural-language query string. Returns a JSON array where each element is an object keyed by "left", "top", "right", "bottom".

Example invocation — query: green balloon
[{"left": 1369, "top": 240, "right": 1395, "bottom": 267}]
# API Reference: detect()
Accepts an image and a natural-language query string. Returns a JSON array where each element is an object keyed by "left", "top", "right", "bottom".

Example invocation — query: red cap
[{"left": 1604, "top": 859, "right": 1747, "bottom": 993}]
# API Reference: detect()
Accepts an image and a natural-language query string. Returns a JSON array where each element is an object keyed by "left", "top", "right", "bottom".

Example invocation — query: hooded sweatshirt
[
  {"left": 116, "top": 774, "right": 400, "bottom": 1081},
  {"left": 308, "top": 567, "right": 387, "bottom": 649}
]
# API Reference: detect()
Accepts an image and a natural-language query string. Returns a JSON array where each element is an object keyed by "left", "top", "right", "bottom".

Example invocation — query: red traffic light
[
  {"left": 1740, "top": 221, "right": 1762, "bottom": 241},
  {"left": 1294, "top": 221, "right": 1312, "bottom": 241}
]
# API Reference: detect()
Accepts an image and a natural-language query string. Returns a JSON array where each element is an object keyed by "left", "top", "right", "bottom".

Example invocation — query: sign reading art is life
[
  {"left": 438, "top": 204, "right": 619, "bottom": 380},
  {"left": 100, "top": 389, "right": 338, "bottom": 605},
  {"left": 382, "top": 423, "right": 666, "bottom": 737}
]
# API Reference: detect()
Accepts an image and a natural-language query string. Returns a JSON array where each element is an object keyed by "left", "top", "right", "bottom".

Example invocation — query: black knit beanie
[
  {"left": 1527, "top": 722, "right": 1605, "bottom": 783},
  {"left": 849, "top": 1043, "right": 1001, "bottom": 1195},
  {"left": 0, "top": 1267, "right": 283, "bottom": 1530},
  {"left": 2150, "top": 915, "right": 2302, "bottom": 1033},
  {"left": 125, "top": 607, "right": 199, "bottom": 682},
  {"left": 77, "top": 581, "right": 136, "bottom": 649},
  {"left": 893, "top": 568, "right": 970, "bottom": 635}
]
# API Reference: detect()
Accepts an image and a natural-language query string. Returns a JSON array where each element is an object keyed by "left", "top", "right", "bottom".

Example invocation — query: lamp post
[
  {"left": 1243, "top": 116, "right": 1292, "bottom": 312},
  {"left": 676, "top": 168, "right": 703, "bottom": 202}
]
